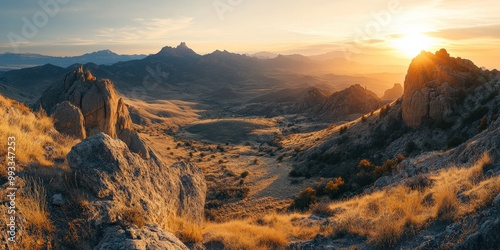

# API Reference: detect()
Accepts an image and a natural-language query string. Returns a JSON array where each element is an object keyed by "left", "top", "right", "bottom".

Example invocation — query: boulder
[
  {"left": 95, "top": 225, "right": 189, "bottom": 250},
  {"left": 66, "top": 133, "right": 207, "bottom": 227},
  {"left": 52, "top": 101, "right": 86, "bottom": 139}
]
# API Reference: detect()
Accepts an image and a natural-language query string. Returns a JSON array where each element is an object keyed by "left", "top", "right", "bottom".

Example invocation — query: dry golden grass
[
  {"left": 326, "top": 153, "right": 499, "bottom": 248},
  {"left": 15, "top": 178, "right": 55, "bottom": 250},
  {"left": 0, "top": 95, "right": 76, "bottom": 172},
  {"left": 203, "top": 213, "right": 320, "bottom": 250},
  {"left": 163, "top": 215, "right": 204, "bottom": 244}
]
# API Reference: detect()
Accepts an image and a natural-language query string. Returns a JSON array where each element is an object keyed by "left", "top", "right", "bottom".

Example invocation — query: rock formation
[
  {"left": 67, "top": 133, "right": 207, "bottom": 226},
  {"left": 401, "top": 49, "right": 484, "bottom": 128},
  {"left": 52, "top": 101, "right": 86, "bottom": 139},
  {"left": 382, "top": 83, "right": 403, "bottom": 101},
  {"left": 39, "top": 66, "right": 149, "bottom": 157},
  {"left": 66, "top": 133, "right": 206, "bottom": 248}
]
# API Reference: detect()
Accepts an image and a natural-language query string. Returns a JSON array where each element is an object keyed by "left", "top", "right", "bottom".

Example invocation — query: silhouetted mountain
[
  {"left": 248, "top": 51, "right": 278, "bottom": 59},
  {"left": 0, "top": 50, "right": 146, "bottom": 70},
  {"left": 382, "top": 83, "right": 403, "bottom": 101}
]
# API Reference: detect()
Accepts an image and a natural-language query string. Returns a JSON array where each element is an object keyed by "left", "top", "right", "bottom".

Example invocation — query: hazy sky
[{"left": 1, "top": 0, "right": 499, "bottom": 68}]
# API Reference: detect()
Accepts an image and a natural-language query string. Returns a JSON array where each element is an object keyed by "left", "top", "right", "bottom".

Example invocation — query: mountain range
[
  {"left": 0, "top": 43, "right": 403, "bottom": 108},
  {"left": 0, "top": 50, "right": 147, "bottom": 70}
]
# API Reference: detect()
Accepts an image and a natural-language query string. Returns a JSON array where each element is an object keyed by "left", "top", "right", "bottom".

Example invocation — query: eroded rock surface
[
  {"left": 402, "top": 49, "right": 484, "bottom": 128},
  {"left": 39, "top": 66, "right": 149, "bottom": 157}
]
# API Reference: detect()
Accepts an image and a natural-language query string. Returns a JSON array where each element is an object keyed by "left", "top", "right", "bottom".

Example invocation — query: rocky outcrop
[
  {"left": 95, "top": 225, "right": 189, "bottom": 250},
  {"left": 66, "top": 133, "right": 207, "bottom": 227},
  {"left": 382, "top": 83, "right": 403, "bottom": 101},
  {"left": 39, "top": 66, "right": 149, "bottom": 157},
  {"left": 401, "top": 49, "right": 484, "bottom": 128},
  {"left": 52, "top": 101, "right": 86, "bottom": 139}
]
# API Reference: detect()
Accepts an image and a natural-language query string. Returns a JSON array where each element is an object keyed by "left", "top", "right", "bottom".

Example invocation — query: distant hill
[{"left": 0, "top": 50, "right": 147, "bottom": 70}]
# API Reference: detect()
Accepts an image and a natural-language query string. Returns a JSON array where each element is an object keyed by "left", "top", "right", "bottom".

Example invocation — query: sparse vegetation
[
  {"left": 339, "top": 125, "right": 348, "bottom": 135},
  {"left": 240, "top": 170, "right": 250, "bottom": 178},
  {"left": 204, "top": 213, "right": 319, "bottom": 250},
  {"left": 291, "top": 187, "right": 317, "bottom": 211},
  {"left": 15, "top": 178, "right": 55, "bottom": 249},
  {"left": 325, "top": 153, "right": 499, "bottom": 248},
  {"left": 0, "top": 95, "right": 75, "bottom": 170}
]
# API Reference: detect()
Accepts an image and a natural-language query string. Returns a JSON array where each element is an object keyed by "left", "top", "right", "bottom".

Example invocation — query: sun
[{"left": 392, "top": 32, "right": 433, "bottom": 57}]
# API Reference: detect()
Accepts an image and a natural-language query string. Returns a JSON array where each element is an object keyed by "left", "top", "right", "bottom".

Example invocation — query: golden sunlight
[{"left": 392, "top": 32, "right": 434, "bottom": 57}]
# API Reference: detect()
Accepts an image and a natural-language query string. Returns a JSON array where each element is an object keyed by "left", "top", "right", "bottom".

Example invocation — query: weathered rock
[
  {"left": 52, "top": 101, "right": 86, "bottom": 139},
  {"left": 66, "top": 133, "right": 207, "bottom": 227},
  {"left": 39, "top": 66, "right": 149, "bottom": 157},
  {"left": 454, "top": 216, "right": 500, "bottom": 250},
  {"left": 493, "top": 193, "right": 500, "bottom": 207},
  {"left": 95, "top": 225, "right": 189, "bottom": 250},
  {"left": 51, "top": 193, "right": 65, "bottom": 206},
  {"left": 401, "top": 49, "right": 483, "bottom": 128}
]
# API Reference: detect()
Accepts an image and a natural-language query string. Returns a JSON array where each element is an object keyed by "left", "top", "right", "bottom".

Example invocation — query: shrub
[
  {"left": 379, "top": 104, "right": 391, "bottom": 118},
  {"left": 292, "top": 187, "right": 317, "bottom": 211},
  {"left": 240, "top": 170, "right": 250, "bottom": 179},
  {"left": 405, "top": 141, "right": 417, "bottom": 154},
  {"left": 358, "top": 159, "right": 374, "bottom": 170},
  {"left": 478, "top": 115, "right": 488, "bottom": 131},
  {"left": 288, "top": 169, "right": 303, "bottom": 177},
  {"left": 396, "top": 153, "right": 406, "bottom": 163},
  {"left": 323, "top": 177, "right": 345, "bottom": 198},
  {"left": 339, "top": 126, "right": 348, "bottom": 135},
  {"left": 312, "top": 203, "right": 336, "bottom": 217},
  {"left": 121, "top": 207, "right": 146, "bottom": 228},
  {"left": 361, "top": 115, "right": 367, "bottom": 123},
  {"left": 276, "top": 155, "right": 284, "bottom": 162},
  {"left": 447, "top": 136, "right": 465, "bottom": 149}
]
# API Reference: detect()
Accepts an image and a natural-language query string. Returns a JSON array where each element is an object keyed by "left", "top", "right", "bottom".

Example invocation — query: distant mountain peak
[
  {"left": 177, "top": 42, "right": 188, "bottom": 49},
  {"left": 86, "top": 50, "right": 118, "bottom": 56},
  {"left": 157, "top": 43, "right": 199, "bottom": 58}
]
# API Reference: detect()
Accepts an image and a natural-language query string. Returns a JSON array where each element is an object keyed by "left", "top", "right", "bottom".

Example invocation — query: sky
[{"left": 1, "top": 0, "right": 499, "bottom": 69}]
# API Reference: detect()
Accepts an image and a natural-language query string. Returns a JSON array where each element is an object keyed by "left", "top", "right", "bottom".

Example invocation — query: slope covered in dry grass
[
  {"left": 0, "top": 94, "right": 75, "bottom": 169},
  {"left": 201, "top": 153, "right": 500, "bottom": 249}
]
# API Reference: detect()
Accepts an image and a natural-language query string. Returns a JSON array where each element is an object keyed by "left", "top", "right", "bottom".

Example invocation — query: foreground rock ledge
[{"left": 66, "top": 133, "right": 206, "bottom": 247}]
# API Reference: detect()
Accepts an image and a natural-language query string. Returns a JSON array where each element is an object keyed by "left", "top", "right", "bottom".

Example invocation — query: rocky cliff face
[
  {"left": 401, "top": 49, "right": 485, "bottom": 128},
  {"left": 39, "top": 66, "right": 149, "bottom": 157}
]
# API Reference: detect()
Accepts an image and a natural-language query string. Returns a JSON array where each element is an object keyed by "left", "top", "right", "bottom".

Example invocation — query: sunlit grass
[{"left": 0, "top": 95, "right": 76, "bottom": 174}]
